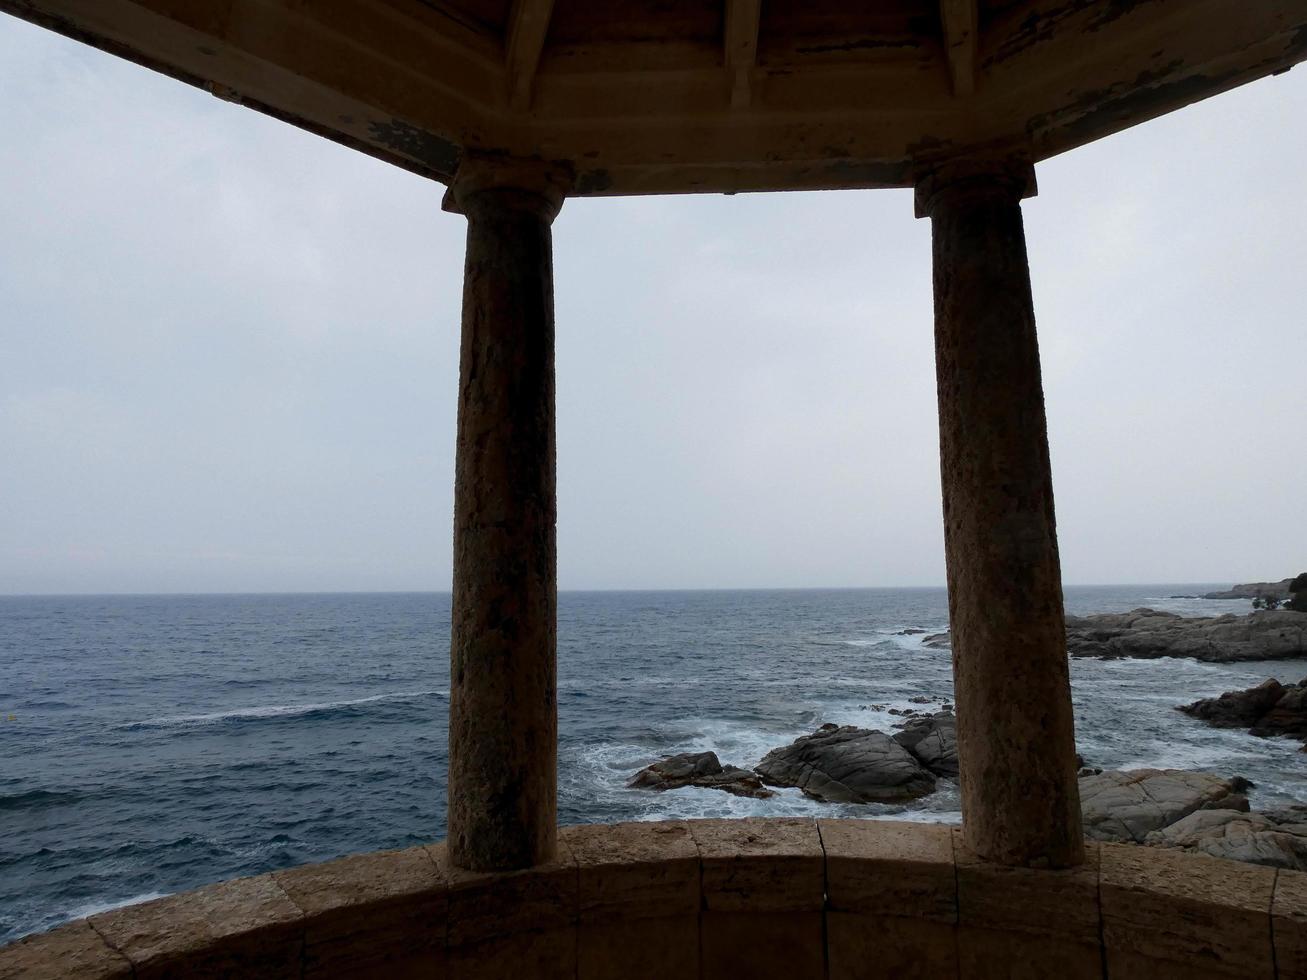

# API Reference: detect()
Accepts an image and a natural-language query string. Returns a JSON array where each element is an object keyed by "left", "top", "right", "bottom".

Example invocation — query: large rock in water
[
  {"left": 1254, "top": 682, "right": 1307, "bottom": 739},
  {"left": 892, "top": 711, "right": 959, "bottom": 777},
  {"left": 627, "top": 751, "right": 775, "bottom": 799},
  {"left": 1178, "top": 677, "right": 1307, "bottom": 742},
  {"left": 1144, "top": 806, "right": 1307, "bottom": 870},
  {"left": 1079, "top": 769, "right": 1250, "bottom": 842},
  {"left": 1178, "top": 678, "right": 1288, "bottom": 728},
  {"left": 755, "top": 724, "right": 936, "bottom": 803},
  {"left": 1064, "top": 608, "right": 1306, "bottom": 662}
]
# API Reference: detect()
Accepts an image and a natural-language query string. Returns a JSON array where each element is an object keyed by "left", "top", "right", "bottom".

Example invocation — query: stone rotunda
[{"left": 1, "top": 1, "right": 1306, "bottom": 977}]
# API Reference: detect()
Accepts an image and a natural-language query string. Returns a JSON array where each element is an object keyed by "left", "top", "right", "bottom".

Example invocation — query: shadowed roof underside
[{"left": 3, "top": 0, "right": 1306, "bottom": 193}]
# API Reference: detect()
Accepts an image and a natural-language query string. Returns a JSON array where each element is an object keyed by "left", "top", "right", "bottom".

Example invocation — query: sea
[{"left": 2, "top": 585, "right": 1304, "bottom": 943}]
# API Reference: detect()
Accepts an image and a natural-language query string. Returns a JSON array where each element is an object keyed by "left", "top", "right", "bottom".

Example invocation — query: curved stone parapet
[{"left": 2, "top": 818, "right": 1303, "bottom": 979}]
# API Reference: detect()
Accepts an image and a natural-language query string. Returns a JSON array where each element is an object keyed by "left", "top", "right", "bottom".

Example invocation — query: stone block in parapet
[
  {"left": 429, "top": 839, "right": 577, "bottom": 980},
  {"left": 562, "top": 820, "right": 699, "bottom": 980},
  {"left": 1100, "top": 842, "right": 1276, "bottom": 979},
  {"left": 820, "top": 818, "right": 958, "bottom": 980},
  {"left": 0, "top": 920, "right": 133, "bottom": 980},
  {"left": 689, "top": 817, "right": 825, "bottom": 980},
  {"left": 1274, "top": 868, "right": 1307, "bottom": 979},
  {"left": 89, "top": 874, "right": 303, "bottom": 979},
  {"left": 953, "top": 829, "right": 1101, "bottom": 980},
  {"left": 274, "top": 845, "right": 447, "bottom": 978}
]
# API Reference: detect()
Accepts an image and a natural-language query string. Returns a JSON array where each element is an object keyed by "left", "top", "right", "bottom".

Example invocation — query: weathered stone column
[
  {"left": 445, "top": 156, "right": 566, "bottom": 871},
  {"left": 915, "top": 159, "right": 1084, "bottom": 868}
]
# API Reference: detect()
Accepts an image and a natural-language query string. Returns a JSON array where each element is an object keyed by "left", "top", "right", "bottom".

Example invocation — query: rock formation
[
  {"left": 1081, "top": 769, "right": 1307, "bottom": 869},
  {"left": 891, "top": 711, "right": 959, "bottom": 777},
  {"left": 919, "top": 607, "right": 1307, "bottom": 662},
  {"left": 1179, "top": 677, "right": 1307, "bottom": 743},
  {"left": 1143, "top": 806, "right": 1307, "bottom": 870},
  {"left": 1203, "top": 579, "right": 1295, "bottom": 600},
  {"left": 1079, "top": 768, "right": 1249, "bottom": 843},
  {"left": 755, "top": 724, "right": 936, "bottom": 803},
  {"left": 1064, "top": 608, "right": 1306, "bottom": 662},
  {"left": 627, "top": 751, "right": 775, "bottom": 799}
]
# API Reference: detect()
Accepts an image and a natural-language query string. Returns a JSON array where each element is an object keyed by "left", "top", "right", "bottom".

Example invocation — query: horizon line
[{"left": 0, "top": 581, "right": 1242, "bottom": 599}]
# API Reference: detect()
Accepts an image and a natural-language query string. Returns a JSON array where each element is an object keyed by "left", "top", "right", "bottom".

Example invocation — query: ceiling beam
[
  {"left": 724, "top": 0, "right": 761, "bottom": 108},
  {"left": 506, "top": 0, "right": 554, "bottom": 112},
  {"left": 5, "top": 0, "right": 1305, "bottom": 196},
  {"left": 939, "top": 0, "right": 977, "bottom": 96}
]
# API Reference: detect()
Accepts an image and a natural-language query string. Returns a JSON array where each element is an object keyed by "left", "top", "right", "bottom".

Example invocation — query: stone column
[
  {"left": 915, "top": 159, "right": 1084, "bottom": 868},
  {"left": 445, "top": 157, "right": 566, "bottom": 871}
]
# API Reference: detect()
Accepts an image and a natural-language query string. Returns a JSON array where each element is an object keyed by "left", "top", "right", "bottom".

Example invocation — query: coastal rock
[
  {"left": 755, "top": 724, "right": 936, "bottom": 803},
  {"left": 1203, "top": 579, "right": 1294, "bottom": 600},
  {"left": 627, "top": 751, "right": 775, "bottom": 799},
  {"left": 1079, "top": 768, "right": 1249, "bottom": 843},
  {"left": 1178, "top": 677, "right": 1307, "bottom": 743},
  {"left": 1074, "top": 753, "right": 1103, "bottom": 776},
  {"left": 1178, "top": 678, "right": 1289, "bottom": 728},
  {"left": 1064, "top": 608, "right": 1306, "bottom": 662},
  {"left": 1143, "top": 806, "right": 1307, "bottom": 870},
  {"left": 892, "top": 711, "right": 959, "bottom": 777},
  {"left": 1255, "top": 682, "right": 1307, "bottom": 739},
  {"left": 921, "top": 609, "right": 1306, "bottom": 662}
]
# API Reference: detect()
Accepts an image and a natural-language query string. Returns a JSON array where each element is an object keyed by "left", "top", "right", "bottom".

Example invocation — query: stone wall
[{"left": 2, "top": 817, "right": 1303, "bottom": 979}]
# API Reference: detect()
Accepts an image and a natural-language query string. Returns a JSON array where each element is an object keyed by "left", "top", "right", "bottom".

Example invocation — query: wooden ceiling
[{"left": 4, "top": 0, "right": 1306, "bottom": 195}]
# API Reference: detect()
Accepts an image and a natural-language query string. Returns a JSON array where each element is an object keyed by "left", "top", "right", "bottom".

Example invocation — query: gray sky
[{"left": 1, "top": 16, "right": 1304, "bottom": 594}]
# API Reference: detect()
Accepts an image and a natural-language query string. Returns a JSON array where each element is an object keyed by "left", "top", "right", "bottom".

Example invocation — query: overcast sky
[{"left": 1, "top": 17, "right": 1304, "bottom": 594}]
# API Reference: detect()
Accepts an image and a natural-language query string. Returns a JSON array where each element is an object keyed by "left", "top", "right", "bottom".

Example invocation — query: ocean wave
[
  {"left": 119, "top": 689, "right": 447, "bottom": 731},
  {"left": 841, "top": 631, "right": 950, "bottom": 652},
  {"left": 0, "top": 789, "right": 81, "bottom": 812}
]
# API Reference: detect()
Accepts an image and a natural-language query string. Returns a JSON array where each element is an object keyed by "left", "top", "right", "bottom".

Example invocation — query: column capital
[
  {"left": 913, "top": 155, "right": 1036, "bottom": 219},
  {"left": 442, "top": 151, "right": 572, "bottom": 222}
]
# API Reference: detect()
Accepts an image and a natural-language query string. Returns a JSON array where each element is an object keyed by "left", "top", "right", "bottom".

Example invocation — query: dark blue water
[{"left": 2, "top": 587, "right": 1304, "bottom": 942}]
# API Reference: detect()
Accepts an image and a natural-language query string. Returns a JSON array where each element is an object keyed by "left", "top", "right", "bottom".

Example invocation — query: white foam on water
[
  {"left": 649, "top": 716, "right": 795, "bottom": 770},
  {"left": 1077, "top": 657, "right": 1227, "bottom": 680},
  {"left": 1103, "top": 725, "right": 1286, "bottom": 773},
  {"left": 842, "top": 630, "right": 950, "bottom": 652},
  {"left": 560, "top": 674, "right": 704, "bottom": 690},
  {"left": 563, "top": 699, "right": 967, "bottom": 829},
  {"left": 123, "top": 689, "right": 447, "bottom": 729},
  {"left": 826, "top": 695, "right": 954, "bottom": 733},
  {"left": 611, "top": 777, "right": 963, "bottom": 825}
]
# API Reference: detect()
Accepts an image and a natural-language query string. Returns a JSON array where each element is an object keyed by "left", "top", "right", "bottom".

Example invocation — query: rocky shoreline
[
  {"left": 628, "top": 585, "right": 1307, "bottom": 869},
  {"left": 630, "top": 701, "right": 1307, "bottom": 869},
  {"left": 921, "top": 607, "right": 1307, "bottom": 662},
  {"left": 1203, "top": 578, "right": 1296, "bottom": 600}
]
